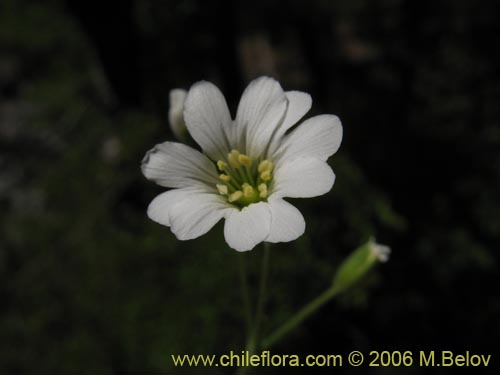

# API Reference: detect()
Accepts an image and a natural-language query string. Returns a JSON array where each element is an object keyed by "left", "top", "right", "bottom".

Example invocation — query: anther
[
  {"left": 243, "top": 184, "right": 255, "bottom": 198},
  {"left": 258, "top": 160, "right": 273, "bottom": 173},
  {"left": 228, "top": 190, "right": 243, "bottom": 202},
  {"left": 215, "top": 152, "right": 274, "bottom": 206},
  {"left": 258, "top": 183, "right": 268, "bottom": 198},
  {"left": 217, "top": 160, "right": 227, "bottom": 171},
  {"left": 216, "top": 184, "right": 228, "bottom": 195},
  {"left": 228, "top": 150, "right": 241, "bottom": 168},
  {"left": 219, "top": 174, "right": 231, "bottom": 183},
  {"left": 238, "top": 154, "right": 252, "bottom": 167},
  {"left": 260, "top": 170, "right": 271, "bottom": 181}
]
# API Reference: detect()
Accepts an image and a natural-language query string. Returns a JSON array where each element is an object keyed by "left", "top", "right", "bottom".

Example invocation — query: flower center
[{"left": 215, "top": 149, "right": 274, "bottom": 208}]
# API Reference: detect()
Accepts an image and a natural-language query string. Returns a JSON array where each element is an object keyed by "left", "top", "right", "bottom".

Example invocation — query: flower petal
[
  {"left": 141, "top": 141, "right": 219, "bottom": 188},
  {"left": 273, "top": 114, "right": 342, "bottom": 165},
  {"left": 147, "top": 188, "right": 192, "bottom": 226},
  {"left": 168, "top": 88, "right": 188, "bottom": 140},
  {"left": 266, "top": 197, "right": 306, "bottom": 243},
  {"left": 224, "top": 202, "right": 271, "bottom": 252},
  {"left": 273, "top": 157, "right": 335, "bottom": 198},
  {"left": 280, "top": 91, "right": 312, "bottom": 134},
  {"left": 268, "top": 90, "right": 312, "bottom": 155},
  {"left": 148, "top": 188, "right": 233, "bottom": 240},
  {"left": 235, "top": 76, "right": 288, "bottom": 158},
  {"left": 183, "top": 81, "right": 233, "bottom": 160}
]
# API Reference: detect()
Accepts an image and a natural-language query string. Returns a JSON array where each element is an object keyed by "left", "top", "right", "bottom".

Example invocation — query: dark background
[{"left": 1, "top": 0, "right": 499, "bottom": 374}]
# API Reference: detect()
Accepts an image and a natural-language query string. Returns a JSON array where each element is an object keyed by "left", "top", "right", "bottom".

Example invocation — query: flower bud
[
  {"left": 168, "top": 88, "right": 187, "bottom": 140},
  {"left": 332, "top": 238, "right": 390, "bottom": 291}
]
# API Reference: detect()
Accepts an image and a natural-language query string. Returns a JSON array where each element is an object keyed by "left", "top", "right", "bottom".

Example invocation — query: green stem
[
  {"left": 238, "top": 254, "right": 252, "bottom": 338},
  {"left": 238, "top": 243, "right": 271, "bottom": 375},
  {"left": 246, "top": 242, "right": 271, "bottom": 354},
  {"left": 261, "top": 285, "right": 341, "bottom": 349}
]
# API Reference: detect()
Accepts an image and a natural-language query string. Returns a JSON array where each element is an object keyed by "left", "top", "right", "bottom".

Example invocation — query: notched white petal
[
  {"left": 281, "top": 91, "right": 312, "bottom": 132},
  {"left": 268, "top": 90, "right": 312, "bottom": 156},
  {"left": 274, "top": 114, "right": 342, "bottom": 164},
  {"left": 235, "top": 76, "right": 287, "bottom": 158},
  {"left": 266, "top": 197, "right": 306, "bottom": 243},
  {"left": 148, "top": 188, "right": 232, "bottom": 240},
  {"left": 184, "top": 81, "right": 233, "bottom": 160},
  {"left": 224, "top": 202, "right": 271, "bottom": 251},
  {"left": 141, "top": 141, "right": 219, "bottom": 188},
  {"left": 273, "top": 157, "right": 335, "bottom": 198},
  {"left": 169, "top": 192, "right": 233, "bottom": 240},
  {"left": 147, "top": 189, "right": 188, "bottom": 227}
]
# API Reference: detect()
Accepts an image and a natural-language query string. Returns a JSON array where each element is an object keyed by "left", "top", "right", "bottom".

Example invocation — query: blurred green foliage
[{"left": 1, "top": 0, "right": 499, "bottom": 374}]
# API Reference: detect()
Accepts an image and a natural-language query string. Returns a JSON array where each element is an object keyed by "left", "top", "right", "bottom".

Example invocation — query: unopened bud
[
  {"left": 168, "top": 89, "right": 188, "bottom": 140},
  {"left": 332, "top": 238, "right": 391, "bottom": 291}
]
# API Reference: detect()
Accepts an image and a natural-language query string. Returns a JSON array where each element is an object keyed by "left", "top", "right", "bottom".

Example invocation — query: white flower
[
  {"left": 168, "top": 88, "right": 188, "bottom": 140},
  {"left": 368, "top": 239, "right": 391, "bottom": 263},
  {"left": 142, "top": 76, "right": 342, "bottom": 252}
]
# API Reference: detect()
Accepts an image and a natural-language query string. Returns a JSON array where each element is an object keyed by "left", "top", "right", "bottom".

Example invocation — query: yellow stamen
[
  {"left": 228, "top": 150, "right": 241, "bottom": 168},
  {"left": 216, "top": 184, "right": 228, "bottom": 195},
  {"left": 260, "top": 170, "right": 271, "bottom": 181},
  {"left": 217, "top": 160, "right": 227, "bottom": 171},
  {"left": 214, "top": 151, "right": 275, "bottom": 206},
  {"left": 219, "top": 174, "right": 231, "bottom": 183},
  {"left": 228, "top": 190, "right": 243, "bottom": 202},
  {"left": 258, "top": 160, "right": 273, "bottom": 173},
  {"left": 243, "top": 184, "right": 255, "bottom": 198},
  {"left": 258, "top": 183, "right": 268, "bottom": 198},
  {"left": 238, "top": 154, "right": 252, "bottom": 167}
]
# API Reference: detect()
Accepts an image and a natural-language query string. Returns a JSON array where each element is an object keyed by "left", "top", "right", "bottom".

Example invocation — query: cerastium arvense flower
[
  {"left": 143, "top": 77, "right": 390, "bottom": 357},
  {"left": 142, "top": 76, "right": 342, "bottom": 251}
]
